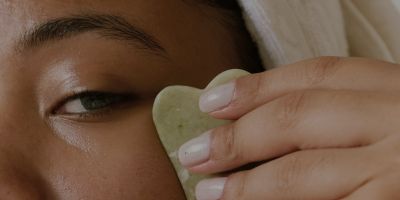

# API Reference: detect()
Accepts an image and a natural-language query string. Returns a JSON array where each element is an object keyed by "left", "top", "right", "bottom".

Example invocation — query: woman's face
[{"left": 0, "top": 0, "right": 246, "bottom": 199}]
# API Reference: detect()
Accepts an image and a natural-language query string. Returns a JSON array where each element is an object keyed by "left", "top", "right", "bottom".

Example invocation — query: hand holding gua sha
[{"left": 152, "top": 69, "right": 251, "bottom": 200}]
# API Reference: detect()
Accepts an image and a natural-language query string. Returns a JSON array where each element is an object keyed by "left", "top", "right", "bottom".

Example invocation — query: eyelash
[{"left": 51, "top": 90, "right": 135, "bottom": 121}]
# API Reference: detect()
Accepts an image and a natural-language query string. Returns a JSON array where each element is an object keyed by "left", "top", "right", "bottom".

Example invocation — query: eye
[{"left": 53, "top": 91, "right": 134, "bottom": 116}]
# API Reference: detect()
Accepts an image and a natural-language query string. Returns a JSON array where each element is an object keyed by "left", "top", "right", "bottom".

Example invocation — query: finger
[
  {"left": 196, "top": 148, "right": 376, "bottom": 200},
  {"left": 199, "top": 57, "right": 400, "bottom": 119},
  {"left": 181, "top": 90, "right": 396, "bottom": 173},
  {"left": 342, "top": 174, "right": 400, "bottom": 200},
  {"left": 343, "top": 138, "right": 400, "bottom": 200}
]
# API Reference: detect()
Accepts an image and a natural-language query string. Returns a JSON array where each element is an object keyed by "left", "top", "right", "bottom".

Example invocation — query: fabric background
[{"left": 238, "top": 0, "right": 400, "bottom": 69}]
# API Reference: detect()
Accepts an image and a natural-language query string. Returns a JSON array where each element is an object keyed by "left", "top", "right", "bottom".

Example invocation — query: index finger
[{"left": 199, "top": 57, "right": 399, "bottom": 119}]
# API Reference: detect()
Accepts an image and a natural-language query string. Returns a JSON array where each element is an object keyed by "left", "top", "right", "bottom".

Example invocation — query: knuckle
[
  {"left": 274, "top": 155, "right": 302, "bottom": 194},
  {"left": 235, "top": 73, "right": 271, "bottom": 107},
  {"left": 210, "top": 124, "right": 243, "bottom": 162},
  {"left": 254, "top": 72, "right": 271, "bottom": 103},
  {"left": 275, "top": 91, "right": 308, "bottom": 130},
  {"left": 273, "top": 153, "right": 331, "bottom": 194},
  {"left": 222, "top": 172, "right": 249, "bottom": 200},
  {"left": 304, "top": 56, "right": 342, "bottom": 86}
]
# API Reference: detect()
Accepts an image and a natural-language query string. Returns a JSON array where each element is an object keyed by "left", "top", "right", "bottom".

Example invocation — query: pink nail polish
[
  {"left": 196, "top": 178, "right": 227, "bottom": 200},
  {"left": 178, "top": 131, "right": 211, "bottom": 167},
  {"left": 199, "top": 82, "right": 235, "bottom": 113}
]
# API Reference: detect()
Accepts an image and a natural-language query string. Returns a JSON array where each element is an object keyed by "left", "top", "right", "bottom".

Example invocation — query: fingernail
[
  {"left": 199, "top": 82, "right": 235, "bottom": 113},
  {"left": 178, "top": 131, "right": 211, "bottom": 167},
  {"left": 196, "top": 178, "right": 227, "bottom": 200}
]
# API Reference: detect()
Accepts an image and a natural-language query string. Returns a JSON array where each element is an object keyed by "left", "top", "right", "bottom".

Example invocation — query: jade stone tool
[{"left": 152, "top": 69, "right": 251, "bottom": 200}]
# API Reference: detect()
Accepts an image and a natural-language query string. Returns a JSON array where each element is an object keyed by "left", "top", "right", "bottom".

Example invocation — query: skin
[
  {"left": 180, "top": 57, "right": 400, "bottom": 200},
  {"left": 10, "top": 0, "right": 398, "bottom": 199},
  {"left": 0, "top": 0, "right": 258, "bottom": 199}
]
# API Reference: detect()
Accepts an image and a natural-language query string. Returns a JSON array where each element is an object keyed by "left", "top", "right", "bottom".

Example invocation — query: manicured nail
[
  {"left": 196, "top": 178, "right": 227, "bottom": 200},
  {"left": 178, "top": 131, "right": 211, "bottom": 167},
  {"left": 199, "top": 82, "right": 235, "bottom": 113}
]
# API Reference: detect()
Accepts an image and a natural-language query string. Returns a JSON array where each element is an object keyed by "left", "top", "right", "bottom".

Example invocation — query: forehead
[
  {"left": 0, "top": 0, "right": 197, "bottom": 56},
  {"left": 0, "top": 0, "right": 185, "bottom": 24},
  {"left": 0, "top": 0, "right": 166, "bottom": 13},
  {"left": 0, "top": 0, "right": 199, "bottom": 32}
]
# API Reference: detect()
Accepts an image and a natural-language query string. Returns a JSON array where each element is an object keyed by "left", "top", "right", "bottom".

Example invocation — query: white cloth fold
[{"left": 238, "top": 0, "right": 400, "bottom": 69}]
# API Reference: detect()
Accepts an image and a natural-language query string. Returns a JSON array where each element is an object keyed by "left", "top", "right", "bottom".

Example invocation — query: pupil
[{"left": 80, "top": 93, "right": 123, "bottom": 111}]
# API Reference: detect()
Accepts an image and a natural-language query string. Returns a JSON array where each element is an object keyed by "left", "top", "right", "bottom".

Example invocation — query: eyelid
[{"left": 50, "top": 90, "right": 135, "bottom": 116}]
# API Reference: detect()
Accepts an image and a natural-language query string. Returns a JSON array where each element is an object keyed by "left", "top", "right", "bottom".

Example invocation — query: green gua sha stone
[{"left": 152, "top": 69, "right": 251, "bottom": 200}]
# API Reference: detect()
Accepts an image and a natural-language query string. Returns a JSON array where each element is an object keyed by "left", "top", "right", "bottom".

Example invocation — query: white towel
[{"left": 238, "top": 0, "right": 400, "bottom": 69}]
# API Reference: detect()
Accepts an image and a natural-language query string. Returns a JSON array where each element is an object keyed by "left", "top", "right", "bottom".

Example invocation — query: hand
[{"left": 178, "top": 57, "right": 400, "bottom": 200}]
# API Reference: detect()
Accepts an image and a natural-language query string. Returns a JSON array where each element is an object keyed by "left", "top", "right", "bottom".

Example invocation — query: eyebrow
[{"left": 18, "top": 14, "right": 166, "bottom": 54}]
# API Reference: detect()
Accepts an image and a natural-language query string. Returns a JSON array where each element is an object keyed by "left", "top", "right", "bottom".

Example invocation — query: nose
[
  {"left": 0, "top": 116, "right": 49, "bottom": 199},
  {"left": 0, "top": 52, "right": 51, "bottom": 199}
]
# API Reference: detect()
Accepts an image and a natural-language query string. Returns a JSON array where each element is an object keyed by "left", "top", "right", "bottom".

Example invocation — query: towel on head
[{"left": 238, "top": 0, "right": 400, "bottom": 69}]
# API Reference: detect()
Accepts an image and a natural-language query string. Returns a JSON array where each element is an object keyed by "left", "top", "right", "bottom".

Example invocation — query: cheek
[{"left": 45, "top": 101, "right": 185, "bottom": 199}]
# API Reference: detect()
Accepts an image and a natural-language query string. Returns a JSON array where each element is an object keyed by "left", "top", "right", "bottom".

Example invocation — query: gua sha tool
[{"left": 152, "top": 69, "right": 251, "bottom": 200}]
